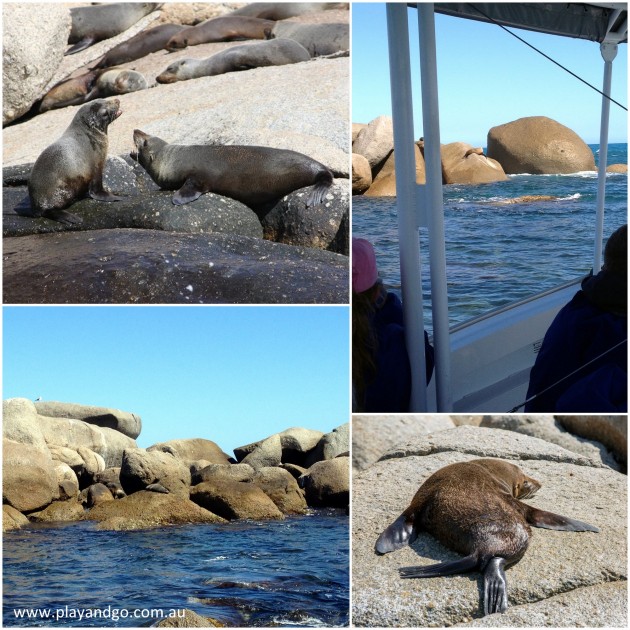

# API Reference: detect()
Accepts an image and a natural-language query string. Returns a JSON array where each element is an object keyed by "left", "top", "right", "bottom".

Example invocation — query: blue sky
[
  {"left": 353, "top": 3, "right": 628, "bottom": 145},
  {"left": 2, "top": 306, "right": 349, "bottom": 453}
]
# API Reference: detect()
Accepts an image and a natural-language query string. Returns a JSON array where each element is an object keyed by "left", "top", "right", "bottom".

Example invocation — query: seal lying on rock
[
  {"left": 156, "top": 39, "right": 310, "bottom": 83},
  {"left": 230, "top": 2, "right": 348, "bottom": 19},
  {"left": 20, "top": 99, "right": 123, "bottom": 225},
  {"left": 92, "top": 23, "right": 185, "bottom": 68},
  {"left": 131, "top": 129, "right": 333, "bottom": 209},
  {"left": 165, "top": 16, "right": 276, "bottom": 51},
  {"left": 375, "top": 459, "right": 599, "bottom": 616},
  {"left": 66, "top": 3, "right": 161, "bottom": 55},
  {"left": 265, "top": 22, "right": 349, "bottom": 56}
]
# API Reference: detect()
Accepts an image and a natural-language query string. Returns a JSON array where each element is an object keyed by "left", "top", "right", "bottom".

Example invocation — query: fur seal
[
  {"left": 145, "top": 483, "right": 170, "bottom": 494},
  {"left": 375, "top": 459, "right": 599, "bottom": 616},
  {"left": 165, "top": 16, "right": 276, "bottom": 51},
  {"left": 265, "top": 22, "right": 349, "bottom": 57},
  {"left": 230, "top": 3, "right": 348, "bottom": 20},
  {"left": 465, "top": 147, "right": 485, "bottom": 158},
  {"left": 23, "top": 99, "right": 123, "bottom": 225},
  {"left": 131, "top": 129, "right": 334, "bottom": 209},
  {"left": 156, "top": 39, "right": 310, "bottom": 83},
  {"left": 92, "top": 23, "right": 185, "bottom": 68},
  {"left": 39, "top": 69, "right": 146, "bottom": 112}
]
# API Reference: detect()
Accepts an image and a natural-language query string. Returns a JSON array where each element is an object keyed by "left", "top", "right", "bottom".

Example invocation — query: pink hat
[{"left": 352, "top": 238, "right": 378, "bottom": 293}]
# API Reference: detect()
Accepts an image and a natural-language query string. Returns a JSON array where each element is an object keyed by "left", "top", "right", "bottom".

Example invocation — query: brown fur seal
[
  {"left": 265, "top": 22, "right": 349, "bottom": 56},
  {"left": 39, "top": 69, "right": 146, "bottom": 112},
  {"left": 67, "top": 3, "right": 161, "bottom": 55},
  {"left": 165, "top": 16, "right": 276, "bottom": 51},
  {"left": 92, "top": 23, "right": 185, "bottom": 68},
  {"left": 131, "top": 129, "right": 333, "bottom": 209},
  {"left": 230, "top": 3, "right": 347, "bottom": 20},
  {"left": 375, "top": 459, "right": 599, "bottom": 616},
  {"left": 23, "top": 99, "right": 123, "bottom": 225},
  {"left": 156, "top": 39, "right": 310, "bottom": 83},
  {"left": 465, "top": 147, "right": 485, "bottom": 158}
]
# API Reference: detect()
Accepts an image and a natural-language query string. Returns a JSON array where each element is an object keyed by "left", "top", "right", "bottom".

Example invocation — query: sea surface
[
  {"left": 353, "top": 143, "right": 628, "bottom": 328},
  {"left": 3, "top": 510, "right": 349, "bottom": 628}
]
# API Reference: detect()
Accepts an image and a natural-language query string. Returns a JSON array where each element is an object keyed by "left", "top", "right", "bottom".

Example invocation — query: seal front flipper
[
  {"left": 526, "top": 507, "right": 600, "bottom": 532},
  {"left": 44, "top": 208, "right": 83, "bottom": 226},
  {"left": 89, "top": 182, "right": 124, "bottom": 203},
  {"left": 483, "top": 557, "right": 508, "bottom": 615},
  {"left": 173, "top": 178, "right": 207, "bottom": 205},
  {"left": 375, "top": 514, "right": 418, "bottom": 554},
  {"left": 399, "top": 554, "right": 478, "bottom": 578},
  {"left": 65, "top": 36, "right": 97, "bottom": 55}
]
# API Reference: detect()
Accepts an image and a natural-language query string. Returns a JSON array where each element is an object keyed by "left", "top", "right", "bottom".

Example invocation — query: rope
[
  {"left": 467, "top": 3, "right": 628, "bottom": 112},
  {"left": 509, "top": 338, "right": 627, "bottom": 412}
]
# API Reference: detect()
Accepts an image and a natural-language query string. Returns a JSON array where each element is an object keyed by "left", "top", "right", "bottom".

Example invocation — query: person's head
[
  {"left": 352, "top": 238, "right": 378, "bottom": 295},
  {"left": 603, "top": 224, "right": 627, "bottom": 275}
]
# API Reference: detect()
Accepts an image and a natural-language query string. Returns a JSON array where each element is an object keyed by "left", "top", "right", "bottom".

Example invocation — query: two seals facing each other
[
  {"left": 375, "top": 459, "right": 599, "bottom": 616},
  {"left": 21, "top": 99, "right": 124, "bottom": 225},
  {"left": 131, "top": 130, "right": 333, "bottom": 210}
]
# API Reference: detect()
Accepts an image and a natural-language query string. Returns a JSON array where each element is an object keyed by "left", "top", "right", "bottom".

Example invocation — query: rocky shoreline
[
  {"left": 2, "top": 3, "right": 350, "bottom": 304},
  {"left": 3, "top": 398, "right": 350, "bottom": 533},
  {"left": 352, "top": 114, "right": 628, "bottom": 196}
]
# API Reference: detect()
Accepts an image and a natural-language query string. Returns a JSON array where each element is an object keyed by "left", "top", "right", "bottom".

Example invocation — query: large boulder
[
  {"left": 30, "top": 499, "right": 84, "bottom": 523},
  {"left": 36, "top": 414, "right": 137, "bottom": 468},
  {"left": 487, "top": 116, "right": 596, "bottom": 174},
  {"left": 440, "top": 142, "right": 508, "bottom": 184},
  {"left": 120, "top": 448, "right": 191, "bottom": 497},
  {"left": 353, "top": 115, "right": 394, "bottom": 169},
  {"left": 352, "top": 153, "right": 372, "bottom": 194},
  {"left": 49, "top": 445, "right": 106, "bottom": 488},
  {"left": 34, "top": 401, "right": 142, "bottom": 439},
  {"left": 86, "top": 483, "right": 115, "bottom": 508},
  {"left": 306, "top": 423, "right": 349, "bottom": 466},
  {"left": 3, "top": 504, "right": 30, "bottom": 532},
  {"left": 352, "top": 426, "right": 624, "bottom": 627},
  {"left": 191, "top": 463, "right": 255, "bottom": 486},
  {"left": 253, "top": 467, "right": 308, "bottom": 515},
  {"left": 235, "top": 427, "right": 326, "bottom": 467},
  {"left": 241, "top": 434, "right": 283, "bottom": 471},
  {"left": 2, "top": 398, "right": 48, "bottom": 449},
  {"left": 190, "top": 480, "right": 284, "bottom": 520},
  {"left": 364, "top": 143, "right": 426, "bottom": 197},
  {"left": 147, "top": 439, "right": 231, "bottom": 466},
  {"left": 299, "top": 456, "right": 349, "bottom": 507},
  {"left": 84, "top": 490, "right": 225, "bottom": 530},
  {"left": 54, "top": 462, "right": 80, "bottom": 500},
  {"left": 3, "top": 438, "right": 57, "bottom": 512},
  {"left": 2, "top": 3, "right": 72, "bottom": 125}
]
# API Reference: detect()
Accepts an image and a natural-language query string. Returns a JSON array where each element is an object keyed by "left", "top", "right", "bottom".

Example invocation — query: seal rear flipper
[
  {"left": 526, "top": 507, "right": 600, "bottom": 532},
  {"left": 306, "top": 170, "right": 333, "bottom": 207},
  {"left": 65, "top": 36, "right": 97, "bottom": 55},
  {"left": 483, "top": 557, "right": 508, "bottom": 615},
  {"left": 375, "top": 514, "right": 418, "bottom": 554},
  {"left": 399, "top": 554, "right": 478, "bottom": 578},
  {"left": 173, "top": 178, "right": 206, "bottom": 205},
  {"left": 43, "top": 208, "right": 83, "bottom": 226}
]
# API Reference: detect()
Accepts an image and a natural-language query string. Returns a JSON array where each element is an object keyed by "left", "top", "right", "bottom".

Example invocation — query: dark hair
[
  {"left": 352, "top": 289, "right": 378, "bottom": 410},
  {"left": 604, "top": 224, "right": 627, "bottom": 275}
]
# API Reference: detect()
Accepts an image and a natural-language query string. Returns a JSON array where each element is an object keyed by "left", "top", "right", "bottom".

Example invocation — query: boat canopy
[{"left": 418, "top": 3, "right": 628, "bottom": 44}]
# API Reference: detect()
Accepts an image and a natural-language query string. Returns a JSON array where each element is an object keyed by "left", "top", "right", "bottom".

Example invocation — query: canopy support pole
[
  {"left": 386, "top": 3, "right": 428, "bottom": 410},
  {"left": 593, "top": 41, "right": 618, "bottom": 271},
  {"left": 416, "top": 3, "right": 453, "bottom": 411}
]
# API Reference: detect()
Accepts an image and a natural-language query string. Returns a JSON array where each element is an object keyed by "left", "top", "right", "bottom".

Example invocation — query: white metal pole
[
  {"left": 386, "top": 3, "right": 428, "bottom": 411},
  {"left": 416, "top": 3, "right": 453, "bottom": 411},
  {"left": 593, "top": 41, "right": 617, "bottom": 271}
]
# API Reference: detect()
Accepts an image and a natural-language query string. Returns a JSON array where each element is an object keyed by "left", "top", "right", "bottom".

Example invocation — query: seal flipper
[
  {"left": 399, "top": 554, "right": 478, "bottom": 578},
  {"left": 173, "top": 178, "right": 207, "bottom": 205},
  {"left": 306, "top": 170, "right": 333, "bottom": 207},
  {"left": 43, "top": 208, "right": 83, "bottom": 226},
  {"left": 483, "top": 557, "right": 508, "bottom": 615},
  {"left": 375, "top": 514, "right": 418, "bottom": 554},
  {"left": 526, "top": 507, "right": 600, "bottom": 532},
  {"left": 65, "top": 36, "right": 98, "bottom": 55}
]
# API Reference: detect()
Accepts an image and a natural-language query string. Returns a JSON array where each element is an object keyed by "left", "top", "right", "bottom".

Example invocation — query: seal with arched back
[
  {"left": 375, "top": 459, "right": 599, "bottom": 616},
  {"left": 131, "top": 129, "right": 333, "bottom": 210}
]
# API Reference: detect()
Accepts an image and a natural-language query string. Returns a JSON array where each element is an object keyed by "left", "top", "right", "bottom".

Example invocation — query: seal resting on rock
[
  {"left": 165, "top": 16, "right": 276, "bottom": 51},
  {"left": 66, "top": 3, "right": 161, "bottom": 55},
  {"left": 264, "top": 22, "right": 349, "bottom": 56},
  {"left": 21, "top": 99, "right": 123, "bottom": 225},
  {"left": 131, "top": 129, "right": 334, "bottom": 209},
  {"left": 230, "top": 2, "right": 348, "bottom": 20},
  {"left": 156, "top": 39, "right": 310, "bottom": 83},
  {"left": 375, "top": 459, "right": 599, "bottom": 616}
]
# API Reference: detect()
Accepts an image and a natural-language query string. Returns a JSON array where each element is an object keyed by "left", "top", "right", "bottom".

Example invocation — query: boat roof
[{"left": 407, "top": 3, "right": 628, "bottom": 44}]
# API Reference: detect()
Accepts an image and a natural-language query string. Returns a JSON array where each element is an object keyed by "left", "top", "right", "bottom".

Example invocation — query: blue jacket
[
  {"left": 363, "top": 292, "right": 435, "bottom": 413},
  {"left": 525, "top": 271, "right": 627, "bottom": 412}
]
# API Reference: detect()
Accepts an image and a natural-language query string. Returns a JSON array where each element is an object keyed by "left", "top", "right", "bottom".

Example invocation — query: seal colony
[{"left": 375, "top": 459, "right": 599, "bottom": 616}]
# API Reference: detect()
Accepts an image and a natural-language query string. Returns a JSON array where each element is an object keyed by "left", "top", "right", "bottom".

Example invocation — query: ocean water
[
  {"left": 3, "top": 510, "right": 349, "bottom": 628},
  {"left": 353, "top": 143, "right": 628, "bottom": 328}
]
